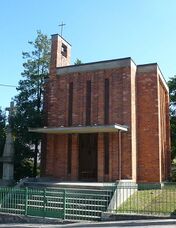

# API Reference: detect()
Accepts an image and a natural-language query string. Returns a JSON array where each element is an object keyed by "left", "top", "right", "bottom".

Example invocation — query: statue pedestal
[{"left": 0, "top": 179, "right": 15, "bottom": 187}]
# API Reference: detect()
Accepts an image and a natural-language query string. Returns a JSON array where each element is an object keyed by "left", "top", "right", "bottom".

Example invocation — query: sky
[{"left": 0, "top": 0, "right": 176, "bottom": 110}]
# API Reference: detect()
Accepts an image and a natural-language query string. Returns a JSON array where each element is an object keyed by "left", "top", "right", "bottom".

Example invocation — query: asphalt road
[{"left": 0, "top": 219, "right": 176, "bottom": 228}]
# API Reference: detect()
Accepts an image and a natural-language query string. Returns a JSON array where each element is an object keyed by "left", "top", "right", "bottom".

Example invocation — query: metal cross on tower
[{"left": 58, "top": 22, "right": 66, "bottom": 37}]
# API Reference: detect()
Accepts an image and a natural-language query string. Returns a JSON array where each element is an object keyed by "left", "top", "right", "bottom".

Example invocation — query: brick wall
[
  {"left": 43, "top": 65, "right": 134, "bottom": 181},
  {"left": 136, "top": 65, "right": 160, "bottom": 182},
  {"left": 158, "top": 74, "right": 171, "bottom": 181}
]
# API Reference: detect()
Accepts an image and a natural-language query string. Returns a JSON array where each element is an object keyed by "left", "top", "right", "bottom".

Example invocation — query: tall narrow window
[
  {"left": 104, "top": 79, "right": 109, "bottom": 124},
  {"left": 67, "top": 135, "right": 72, "bottom": 174},
  {"left": 86, "top": 80, "right": 91, "bottom": 125},
  {"left": 104, "top": 133, "right": 109, "bottom": 174},
  {"left": 68, "top": 82, "right": 73, "bottom": 126}
]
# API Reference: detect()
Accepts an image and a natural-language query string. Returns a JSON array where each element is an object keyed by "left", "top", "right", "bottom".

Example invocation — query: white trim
[
  {"left": 29, "top": 124, "right": 128, "bottom": 134},
  {"left": 157, "top": 66, "right": 169, "bottom": 92}
]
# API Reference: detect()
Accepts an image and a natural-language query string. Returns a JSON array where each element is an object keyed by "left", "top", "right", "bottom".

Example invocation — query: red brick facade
[{"left": 40, "top": 34, "right": 170, "bottom": 183}]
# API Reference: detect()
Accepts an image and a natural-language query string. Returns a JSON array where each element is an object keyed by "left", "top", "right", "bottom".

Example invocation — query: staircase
[{"left": 63, "top": 187, "right": 114, "bottom": 220}]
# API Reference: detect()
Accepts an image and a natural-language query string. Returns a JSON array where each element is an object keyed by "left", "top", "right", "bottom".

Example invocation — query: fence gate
[{"left": 26, "top": 188, "right": 65, "bottom": 218}]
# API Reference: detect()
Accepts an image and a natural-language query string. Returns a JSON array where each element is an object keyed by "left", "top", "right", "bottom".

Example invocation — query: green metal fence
[
  {"left": 108, "top": 182, "right": 176, "bottom": 216},
  {"left": 0, "top": 186, "right": 114, "bottom": 221},
  {"left": 0, "top": 183, "right": 176, "bottom": 221}
]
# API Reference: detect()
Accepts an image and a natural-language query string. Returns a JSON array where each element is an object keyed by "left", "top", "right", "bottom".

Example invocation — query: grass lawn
[{"left": 117, "top": 186, "right": 176, "bottom": 215}]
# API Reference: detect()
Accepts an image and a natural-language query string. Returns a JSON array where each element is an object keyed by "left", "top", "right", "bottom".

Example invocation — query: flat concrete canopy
[{"left": 29, "top": 124, "right": 128, "bottom": 134}]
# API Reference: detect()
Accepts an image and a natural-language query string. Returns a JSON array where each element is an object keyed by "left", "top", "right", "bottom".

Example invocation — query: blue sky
[{"left": 0, "top": 0, "right": 176, "bottom": 109}]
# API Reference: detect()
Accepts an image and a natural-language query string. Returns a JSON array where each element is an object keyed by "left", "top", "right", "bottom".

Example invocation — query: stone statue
[{"left": 0, "top": 101, "right": 15, "bottom": 184}]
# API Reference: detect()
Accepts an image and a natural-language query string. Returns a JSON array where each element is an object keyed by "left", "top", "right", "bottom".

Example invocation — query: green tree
[
  {"left": 13, "top": 31, "right": 51, "bottom": 179},
  {"left": 0, "top": 109, "right": 6, "bottom": 178},
  {"left": 0, "top": 108, "right": 6, "bottom": 156},
  {"left": 168, "top": 75, "right": 176, "bottom": 161},
  {"left": 74, "top": 58, "right": 83, "bottom": 65}
]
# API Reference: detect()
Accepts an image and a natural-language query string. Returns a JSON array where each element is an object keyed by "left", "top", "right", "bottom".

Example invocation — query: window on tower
[{"left": 61, "top": 43, "right": 67, "bottom": 57}]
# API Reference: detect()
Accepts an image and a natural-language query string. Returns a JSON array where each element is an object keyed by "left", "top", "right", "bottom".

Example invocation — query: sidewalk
[{"left": 0, "top": 219, "right": 176, "bottom": 228}]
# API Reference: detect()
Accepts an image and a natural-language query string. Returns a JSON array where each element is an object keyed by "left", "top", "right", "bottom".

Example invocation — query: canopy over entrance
[{"left": 29, "top": 124, "right": 128, "bottom": 134}]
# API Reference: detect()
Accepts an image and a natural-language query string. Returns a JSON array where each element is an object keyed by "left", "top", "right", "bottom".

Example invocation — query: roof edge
[
  {"left": 29, "top": 124, "right": 128, "bottom": 134},
  {"left": 137, "top": 63, "right": 168, "bottom": 92},
  {"left": 57, "top": 57, "right": 133, "bottom": 70},
  {"left": 56, "top": 57, "right": 134, "bottom": 75},
  {"left": 51, "top": 33, "right": 72, "bottom": 47}
]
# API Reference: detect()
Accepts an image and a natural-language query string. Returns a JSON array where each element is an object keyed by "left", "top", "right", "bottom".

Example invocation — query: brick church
[{"left": 30, "top": 34, "right": 171, "bottom": 183}]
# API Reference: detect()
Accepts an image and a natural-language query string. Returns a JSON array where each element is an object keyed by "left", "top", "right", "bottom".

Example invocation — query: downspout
[{"left": 118, "top": 131, "right": 122, "bottom": 180}]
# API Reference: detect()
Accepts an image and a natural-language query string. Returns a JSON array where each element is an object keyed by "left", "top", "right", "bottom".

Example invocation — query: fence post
[
  {"left": 63, "top": 189, "right": 66, "bottom": 220},
  {"left": 43, "top": 188, "right": 46, "bottom": 217},
  {"left": 25, "top": 187, "right": 28, "bottom": 215}
]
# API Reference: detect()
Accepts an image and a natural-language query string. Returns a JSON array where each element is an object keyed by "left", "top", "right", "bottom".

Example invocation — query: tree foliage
[
  {"left": 168, "top": 75, "right": 176, "bottom": 161},
  {"left": 74, "top": 58, "right": 83, "bottom": 65},
  {"left": 0, "top": 109, "right": 6, "bottom": 178},
  {"left": 0, "top": 109, "right": 6, "bottom": 156},
  {"left": 13, "top": 31, "right": 51, "bottom": 180}
]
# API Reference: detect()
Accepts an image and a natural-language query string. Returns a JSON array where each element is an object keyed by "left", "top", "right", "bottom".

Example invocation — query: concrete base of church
[{"left": 22, "top": 177, "right": 135, "bottom": 188}]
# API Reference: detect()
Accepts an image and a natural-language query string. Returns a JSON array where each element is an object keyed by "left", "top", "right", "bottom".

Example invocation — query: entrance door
[{"left": 79, "top": 134, "right": 97, "bottom": 181}]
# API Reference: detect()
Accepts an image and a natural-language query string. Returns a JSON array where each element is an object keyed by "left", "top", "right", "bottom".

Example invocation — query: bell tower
[{"left": 50, "top": 34, "right": 71, "bottom": 77}]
